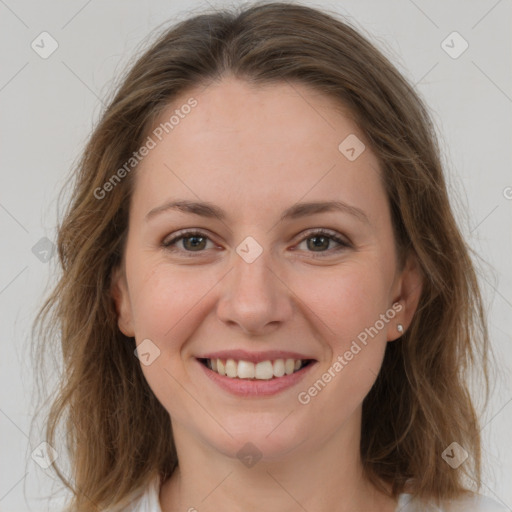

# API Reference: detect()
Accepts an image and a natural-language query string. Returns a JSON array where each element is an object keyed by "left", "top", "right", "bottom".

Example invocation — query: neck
[{"left": 159, "top": 408, "right": 397, "bottom": 512}]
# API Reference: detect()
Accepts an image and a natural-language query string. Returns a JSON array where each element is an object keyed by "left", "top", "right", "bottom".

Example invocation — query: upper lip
[{"left": 197, "top": 350, "right": 316, "bottom": 364}]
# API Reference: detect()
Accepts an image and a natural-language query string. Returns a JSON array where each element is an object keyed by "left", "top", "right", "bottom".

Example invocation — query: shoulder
[
  {"left": 124, "top": 475, "right": 162, "bottom": 512},
  {"left": 445, "top": 494, "right": 510, "bottom": 512},
  {"left": 397, "top": 492, "right": 509, "bottom": 511}
]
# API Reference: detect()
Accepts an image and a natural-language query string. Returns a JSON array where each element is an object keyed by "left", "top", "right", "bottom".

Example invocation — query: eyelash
[{"left": 161, "top": 228, "right": 351, "bottom": 258}]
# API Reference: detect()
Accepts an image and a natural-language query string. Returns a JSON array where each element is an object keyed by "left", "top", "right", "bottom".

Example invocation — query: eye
[
  {"left": 295, "top": 229, "right": 351, "bottom": 256},
  {"left": 162, "top": 230, "right": 217, "bottom": 255},
  {"left": 161, "top": 228, "right": 351, "bottom": 257}
]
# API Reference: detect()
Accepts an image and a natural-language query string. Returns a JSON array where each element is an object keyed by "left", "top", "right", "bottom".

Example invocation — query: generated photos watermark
[
  {"left": 297, "top": 302, "right": 403, "bottom": 405},
  {"left": 94, "top": 97, "right": 198, "bottom": 200}
]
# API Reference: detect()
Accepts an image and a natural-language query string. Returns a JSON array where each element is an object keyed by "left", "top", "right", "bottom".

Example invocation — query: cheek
[
  {"left": 127, "top": 261, "right": 218, "bottom": 346},
  {"left": 125, "top": 260, "right": 222, "bottom": 419},
  {"left": 297, "top": 259, "right": 393, "bottom": 346},
  {"left": 292, "top": 260, "right": 392, "bottom": 412}
]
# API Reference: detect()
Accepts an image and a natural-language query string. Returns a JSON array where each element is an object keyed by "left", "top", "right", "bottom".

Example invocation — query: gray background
[{"left": 0, "top": 0, "right": 511, "bottom": 510}]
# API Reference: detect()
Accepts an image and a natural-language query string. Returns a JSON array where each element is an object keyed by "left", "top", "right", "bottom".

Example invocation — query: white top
[{"left": 126, "top": 475, "right": 508, "bottom": 511}]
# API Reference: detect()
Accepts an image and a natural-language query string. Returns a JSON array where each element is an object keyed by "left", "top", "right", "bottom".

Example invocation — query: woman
[{"left": 33, "top": 2, "right": 505, "bottom": 511}]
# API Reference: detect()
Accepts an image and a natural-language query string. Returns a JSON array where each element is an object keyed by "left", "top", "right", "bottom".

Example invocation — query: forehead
[{"left": 132, "top": 77, "right": 386, "bottom": 227}]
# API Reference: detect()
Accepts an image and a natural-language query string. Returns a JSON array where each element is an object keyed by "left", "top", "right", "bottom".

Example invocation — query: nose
[{"left": 216, "top": 246, "right": 294, "bottom": 336}]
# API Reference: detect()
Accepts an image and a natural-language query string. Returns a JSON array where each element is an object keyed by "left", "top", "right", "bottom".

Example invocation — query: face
[{"left": 112, "top": 76, "right": 422, "bottom": 462}]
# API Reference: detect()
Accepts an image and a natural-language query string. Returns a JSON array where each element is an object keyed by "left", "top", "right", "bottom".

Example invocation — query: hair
[{"left": 32, "top": 2, "right": 492, "bottom": 510}]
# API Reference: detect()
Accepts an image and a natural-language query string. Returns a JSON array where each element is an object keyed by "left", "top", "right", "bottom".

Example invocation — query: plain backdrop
[{"left": 0, "top": 1, "right": 511, "bottom": 511}]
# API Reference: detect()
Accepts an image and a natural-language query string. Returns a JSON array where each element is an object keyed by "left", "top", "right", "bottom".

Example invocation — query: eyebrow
[{"left": 145, "top": 199, "right": 370, "bottom": 225}]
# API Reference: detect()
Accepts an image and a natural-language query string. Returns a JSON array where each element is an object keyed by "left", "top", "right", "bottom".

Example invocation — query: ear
[
  {"left": 111, "top": 265, "right": 135, "bottom": 338},
  {"left": 388, "top": 250, "right": 423, "bottom": 342}
]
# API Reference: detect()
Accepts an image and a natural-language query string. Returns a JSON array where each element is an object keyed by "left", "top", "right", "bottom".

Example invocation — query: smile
[{"left": 199, "top": 357, "right": 314, "bottom": 380}]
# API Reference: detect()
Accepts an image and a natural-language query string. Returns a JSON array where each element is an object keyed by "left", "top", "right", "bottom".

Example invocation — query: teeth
[
  {"left": 238, "top": 360, "right": 255, "bottom": 379},
  {"left": 285, "top": 359, "right": 295, "bottom": 375},
  {"left": 225, "top": 359, "right": 237, "bottom": 378},
  {"left": 255, "top": 361, "right": 274, "bottom": 380},
  {"left": 273, "top": 359, "right": 285, "bottom": 377},
  {"left": 205, "top": 357, "right": 308, "bottom": 380}
]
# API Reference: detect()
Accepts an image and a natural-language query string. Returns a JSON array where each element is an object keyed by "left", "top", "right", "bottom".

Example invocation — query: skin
[{"left": 112, "top": 76, "right": 423, "bottom": 512}]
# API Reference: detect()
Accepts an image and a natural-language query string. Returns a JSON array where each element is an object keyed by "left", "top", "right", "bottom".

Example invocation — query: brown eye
[
  {"left": 162, "top": 230, "right": 214, "bottom": 254},
  {"left": 296, "top": 229, "right": 351, "bottom": 256},
  {"left": 180, "top": 234, "right": 208, "bottom": 251},
  {"left": 306, "top": 235, "right": 330, "bottom": 251}
]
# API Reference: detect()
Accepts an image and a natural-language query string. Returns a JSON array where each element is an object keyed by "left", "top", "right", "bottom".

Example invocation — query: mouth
[
  {"left": 198, "top": 357, "right": 315, "bottom": 380},
  {"left": 195, "top": 350, "right": 318, "bottom": 397}
]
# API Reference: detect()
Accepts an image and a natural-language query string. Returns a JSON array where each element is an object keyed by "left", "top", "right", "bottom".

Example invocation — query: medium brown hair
[{"left": 33, "top": 2, "right": 491, "bottom": 510}]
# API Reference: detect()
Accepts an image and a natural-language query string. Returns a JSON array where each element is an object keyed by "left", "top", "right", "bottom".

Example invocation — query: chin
[{"left": 198, "top": 411, "right": 316, "bottom": 463}]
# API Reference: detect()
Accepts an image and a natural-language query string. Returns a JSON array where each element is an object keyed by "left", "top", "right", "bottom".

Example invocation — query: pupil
[
  {"left": 185, "top": 236, "right": 206, "bottom": 250},
  {"left": 308, "top": 236, "right": 328, "bottom": 251}
]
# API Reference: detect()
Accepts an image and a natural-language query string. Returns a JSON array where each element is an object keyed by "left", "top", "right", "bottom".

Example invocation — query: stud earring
[{"left": 397, "top": 324, "right": 404, "bottom": 334}]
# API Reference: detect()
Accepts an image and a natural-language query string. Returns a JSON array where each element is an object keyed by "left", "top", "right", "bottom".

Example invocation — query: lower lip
[{"left": 197, "top": 359, "right": 317, "bottom": 397}]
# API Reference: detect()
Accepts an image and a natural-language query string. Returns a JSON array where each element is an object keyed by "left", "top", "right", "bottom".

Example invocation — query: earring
[{"left": 397, "top": 324, "right": 404, "bottom": 334}]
